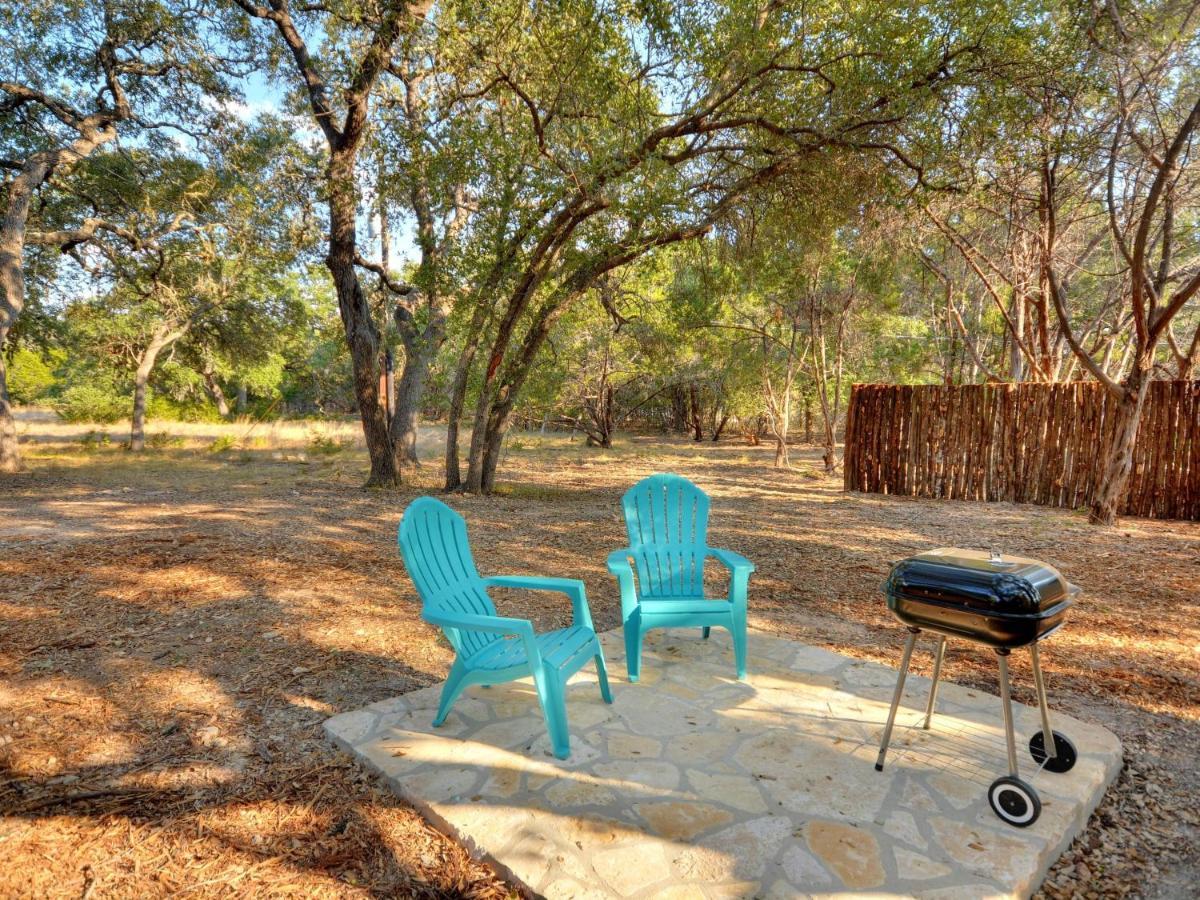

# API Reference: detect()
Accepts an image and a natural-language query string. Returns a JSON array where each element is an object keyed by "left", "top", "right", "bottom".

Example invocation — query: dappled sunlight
[
  {"left": 332, "top": 628, "right": 1123, "bottom": 895},
  {"left": 1, "top": 431, "right": 1196, "bottom": 896}
]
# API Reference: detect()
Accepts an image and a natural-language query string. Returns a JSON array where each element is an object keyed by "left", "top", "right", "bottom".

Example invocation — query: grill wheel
[
  {"left": 988, "top": 776, "right": 1042, "bottom": 827},
  {"left": 1030, "top": 729, "right": 1078, "bottom": 773}
]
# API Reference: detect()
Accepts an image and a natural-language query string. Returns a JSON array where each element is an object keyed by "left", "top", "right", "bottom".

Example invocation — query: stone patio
[{"left": 325, "top": 628, "right": 1122, "bottom": 899}]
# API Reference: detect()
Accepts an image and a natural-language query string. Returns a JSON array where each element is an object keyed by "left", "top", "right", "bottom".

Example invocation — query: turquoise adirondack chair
[
  {"left": 398, "top": 497, "right": 612, "bottom": 759},
  {"left": 607, "top": 473, "right": 755, "bottom": 681}
]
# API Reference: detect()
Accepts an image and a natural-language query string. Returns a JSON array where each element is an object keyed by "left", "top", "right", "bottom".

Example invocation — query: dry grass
[
  {"left": 13, "top": 407, "right": 371, "bottom": 454},
  {"left": 1, "top": 417, "right": 1197, "bottom": 898}
]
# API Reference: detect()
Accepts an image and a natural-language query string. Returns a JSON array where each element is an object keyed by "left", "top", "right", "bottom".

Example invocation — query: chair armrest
[
  {"left": 422, "top": 609, "right": 542, "bottom": 668},
  {"left": 422, "top": 609, "right": 534, "bottom": 639},
  {"left": 481, "top": 575, "right": 594, "bottom": 630},
  {"left": 483, "top": 575, "right": 580, "bottom": 593},
  {"left": 606, "top": 549, "right": 634, "bottom": 575},
  {"left": 606, "top": 549, "right": 639, "bottom": 622},
  {"left": 708, "top": 547, "right": 755, "bottom": 574}
]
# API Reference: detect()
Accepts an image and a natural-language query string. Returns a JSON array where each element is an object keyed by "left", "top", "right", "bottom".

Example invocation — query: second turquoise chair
[
  {"left": 398, "top": 497, "right": 612, "bottom": 759},
  {"left": 607, "top": 473, "right": 755, "bottom": 681}
]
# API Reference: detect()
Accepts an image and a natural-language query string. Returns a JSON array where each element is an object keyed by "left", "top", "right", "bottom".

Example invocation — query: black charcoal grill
[{"left": 874, "top": 548, "right": 1081, "bottom": 828}]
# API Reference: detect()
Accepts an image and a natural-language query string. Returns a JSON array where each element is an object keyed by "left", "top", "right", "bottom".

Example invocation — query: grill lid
[{"left": 884, "top": 549, "right": 1074, "bottom": 616}]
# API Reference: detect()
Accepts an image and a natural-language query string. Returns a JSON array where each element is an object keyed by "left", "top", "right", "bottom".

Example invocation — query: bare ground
[{"left": 1, "top": 419, "right": 1197, "bottom": 899}]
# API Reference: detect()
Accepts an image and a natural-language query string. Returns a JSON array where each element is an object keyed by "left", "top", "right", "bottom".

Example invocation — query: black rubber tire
[
  {"left": 988, "top": 776, "right": 1041, "bottom": 827},
  {"left": 1030, "top": 730, "right": 1077, "bottom": 774}
]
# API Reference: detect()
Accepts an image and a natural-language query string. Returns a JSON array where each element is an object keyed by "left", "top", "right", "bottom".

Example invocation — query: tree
[
  {"left": 1052, "top": 7, "right": 1200, "bottom": 523},
  {"left": 44, "top": 123, "right": 311, "bottom": 447},
  {"left": 930, "top": 3, "right": 1200, "bottom": 523},
  {"left": 441, "top": 0, "right": 1012, "bottom": 494},
  {"left": 0, "top": 0, "right": 237, "bottom": 470},
  {"left": 231, "top": 0, "right": 435, "bottom": 486},
  {"left": 360, "top": 20, "right": 485, "bottom": 468}
]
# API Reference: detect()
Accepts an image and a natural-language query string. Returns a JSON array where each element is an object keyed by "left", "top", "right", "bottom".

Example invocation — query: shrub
[
  {"left": 307, "top": 433, "right": 347, "bottom": 456},
  {"left": 7, "top": 347, "right": 60, "bottom": 404},
  {"left": 146, "top": 393, "right": 223, "bottom": 423},
  {"left": 54, "top": 384, "right": 127, "bottom": 424},
  {"left": 208, "top": 435, "right": 237, "bottom": 453},
  {"left": 146, "top": 431, "right": 185, "bottom": 449},
  {"left": 79, "top": 429, "right": 111, "bottom": 451}
]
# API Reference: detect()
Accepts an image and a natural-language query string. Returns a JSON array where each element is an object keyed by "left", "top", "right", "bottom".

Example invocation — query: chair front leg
[
  {"left": 532, "top": 663, "right": 571, "bottom": 759},
  {"left": 433, "top": 660, "right": 470, "bottom": 727},
  {"left": 731, "top": 571, "right": 751, "bottom": 681},
  {"left": 594, "top": 643, "right": 613, "bottom": 704},
  {"left": 625, "top": 620, "right": 645, "bottom": 683}
]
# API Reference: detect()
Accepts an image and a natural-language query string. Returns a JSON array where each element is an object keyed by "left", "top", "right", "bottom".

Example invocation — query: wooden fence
[{"left": 843, "top": 381, "right": 1200, "bottom": 521}]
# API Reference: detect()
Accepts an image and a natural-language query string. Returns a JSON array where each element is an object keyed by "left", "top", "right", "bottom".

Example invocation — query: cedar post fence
[{"left": 843, "top": 381, "right": 1200, "bottom": 521}]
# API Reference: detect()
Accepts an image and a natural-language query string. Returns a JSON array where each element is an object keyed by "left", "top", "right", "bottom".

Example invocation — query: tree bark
[
  {"left": 688, "top": 382, "right": 704, "bottom": 441},
  {"left": 444, "top": 296, "right": 493, "bottom": 491},
  {"left": 0, "top": 354, "right": 17, "bottom": 473},
  {"left": 233, "top": 0, "right": 426, "bottom": 487},
  {"left": 390, "top": 316, "right": 443, "bottom": 466},
  {"left": 0, "top": 124, "right": 118, "bottom": 471},
  {"left": 444, "top": 361, "right": 471, "bottom": 490},
  {"left": 328, "top": 149, "right": 395, "bottom": 486},
  {"left": 711, "top": 411, "right": 728, "bottom": 442},
  {"left": 1089, "top": 367, "right": 1151, "bottom": 525},
  {"left": 202, "top": 365, "right": 231, "bottom": 417},
  {"left": 130, "top": 324, "right": 188, "bottom": 451},
  {"left": 765, "top": 378, "right": 790, "bottom": 468}
]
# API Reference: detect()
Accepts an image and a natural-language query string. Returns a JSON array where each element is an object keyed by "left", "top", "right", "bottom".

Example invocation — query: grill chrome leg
[
  {"left": 923, "top": 636, "right": 947, "bottom": 730},
  {"left": 875, "top": 629, "right": 919, "bottom": 772},
  {"left": 997, "top": 650, "right": 1019, "bottom": 778},
  {"left": 1030, "top": 643, "right": 1057, "bottom": 761}
]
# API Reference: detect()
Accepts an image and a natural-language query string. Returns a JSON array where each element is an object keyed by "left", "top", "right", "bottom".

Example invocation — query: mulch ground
[{"left": 1, "top": 434, "right": 1197, "bottom": 899}]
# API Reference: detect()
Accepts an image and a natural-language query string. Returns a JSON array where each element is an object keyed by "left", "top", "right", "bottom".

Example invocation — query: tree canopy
[{"left": 3, "top": 0, "right": 1199, "bottom": 522}]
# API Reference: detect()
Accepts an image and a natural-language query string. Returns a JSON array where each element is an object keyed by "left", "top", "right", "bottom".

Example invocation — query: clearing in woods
[{"left": 1, "top": 418, "right": 1197, "bottom": 898}]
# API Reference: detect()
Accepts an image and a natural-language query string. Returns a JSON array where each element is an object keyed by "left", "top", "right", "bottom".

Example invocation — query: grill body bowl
[{"left": 884, "top": 549, "right": 1076, "bottom": 648}]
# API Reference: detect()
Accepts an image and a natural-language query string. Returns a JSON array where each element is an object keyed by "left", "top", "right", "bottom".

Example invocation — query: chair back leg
[
  {"left": 433, "top": 661, "right": 470, "bottom": 727},
  {"left": 701, "top": 626, "right": 711, "bottom": 639}
]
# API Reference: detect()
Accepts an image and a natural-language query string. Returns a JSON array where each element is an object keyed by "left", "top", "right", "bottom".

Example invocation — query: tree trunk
[
  {"left": 443, "top": 289, "right": 496, "bottom": 491},
  {"left": 391, "top": 309, "right": 446, "bottom": 469},
  {"left": 202, "top": 367, "right": 230, "bottom": 417},
  {"left": 130, "top": 365, "right": 152, "bottom": 452},
  {"left": 1, "top": 160, "right": 60, "bottom": 471},
  {"left": 444, "top": 360, "right": 471, "bottom": 490},
  {"left": 0, "top": 121, "right": 118, "bottom": 472},
  {"left": 390, "top": 348, "right": 428, "bottom": 466},
  {"left": 463, "top": 377, "right": 497, "bottom": 495},
  {"left": 1089, "top": 368, "right": 1151, "bottom": 525},
  {"left": 236, "top": 381, "right": 248, "bottom": 414},
  {"left": 598, "top": 383, "right": 614, "bottom": 447},
  {"left": 821, "top": 420, "right": 837, "bottom": 475},
  {"left": 688, "top": 382, "right": 704, "bottom": 441},
  {"left": 774, "top": 435, "right": 789, "bottom": 467},
  {"left": 327, "top": 149, "right": 395, "bottom": 487},
  {"left": 669, "top": 385, "right": 688, "bottom": 433},
  {"left": 711, "top": 411, "right": 729, "bottom": 442},
  {"left": 130, "top": 325, "right": 187, "bottom": 451},
  {"left": 479, "top": 414, "right": 506, "bottom": 493},
  {"left": 0, "top": 354, "right": 18, "bottom": 473},
  {"left": 464, "top": 296, "right": 573, "bottom": 494}
]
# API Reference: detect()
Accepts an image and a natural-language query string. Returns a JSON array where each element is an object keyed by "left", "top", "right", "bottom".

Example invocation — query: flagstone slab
[{"left": 326, "top": 628, "right": 1121, "bottom": 899}]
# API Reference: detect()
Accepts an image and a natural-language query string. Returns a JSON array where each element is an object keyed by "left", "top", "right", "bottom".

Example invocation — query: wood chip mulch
[{"left": 1, "top": 434, "right": 1197, "bottom": 898}]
